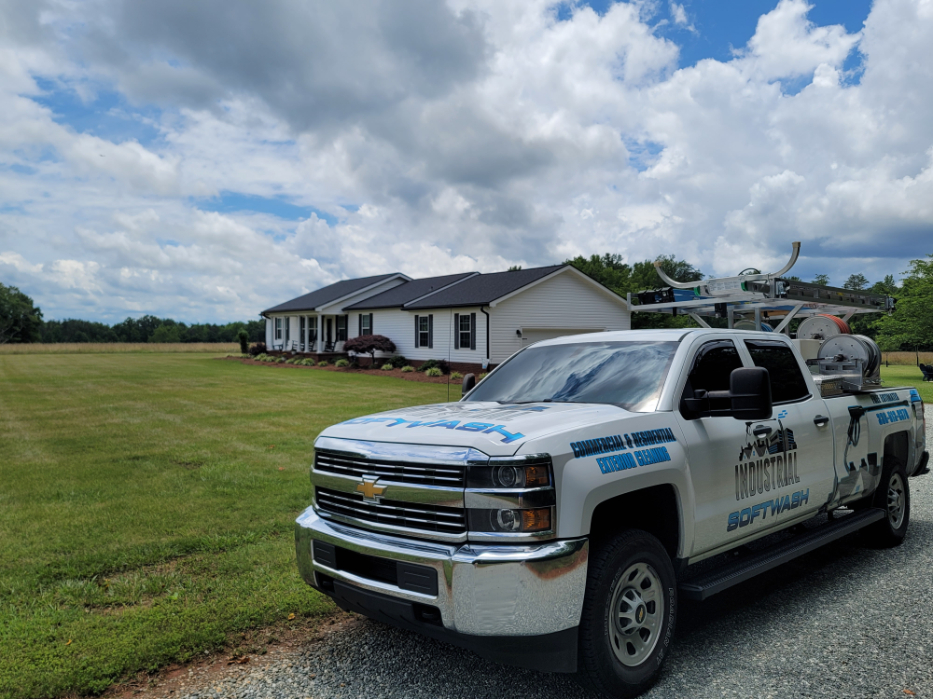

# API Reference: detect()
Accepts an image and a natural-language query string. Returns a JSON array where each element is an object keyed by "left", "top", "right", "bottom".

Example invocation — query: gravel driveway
[{"left": 154, "top": 412, "right": 933, "bottom": 699}]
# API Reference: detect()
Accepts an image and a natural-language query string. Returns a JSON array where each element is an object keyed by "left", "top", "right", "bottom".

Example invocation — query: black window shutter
[
  {"left": 358, "top": 314, "right": 362, "bottom": 336},
  {"left": 428, "top": 314, "right": 434, "bottom": 349},
  {"left": 470, "top": 312, "right": 476, "bottom": 350},
  {"left": 369, "top": 313, "right": 373, "bottom": 335},
  {"left": 454, "top": 313, "right": 460, "bottom": 350},
  {"left": 414, "top": 315, "right": 419, "bottom": 348}
]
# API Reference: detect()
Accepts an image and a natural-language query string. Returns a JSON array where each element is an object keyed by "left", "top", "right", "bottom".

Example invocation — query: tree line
[
  {"left": 0, "top": 285, "right": 263, "bottom": 344},
  {"left": 3, "top": 252, "right": 930, "bottom": 349}
]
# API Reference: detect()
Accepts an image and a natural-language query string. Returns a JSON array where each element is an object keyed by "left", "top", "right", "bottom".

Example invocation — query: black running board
[{"left": 679, "top": 508, "right": 885, "bottom": 601}]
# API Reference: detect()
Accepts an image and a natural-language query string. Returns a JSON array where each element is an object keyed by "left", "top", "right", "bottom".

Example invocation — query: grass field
[
  {"left": 880, "top": 364, "right": 933, "bottom": 402},
  {"left": 0, "top": 353, "right": 446, "bottom": 699},
  {"left": 0, "top": 342, "right": 240, "bottom": 354}
]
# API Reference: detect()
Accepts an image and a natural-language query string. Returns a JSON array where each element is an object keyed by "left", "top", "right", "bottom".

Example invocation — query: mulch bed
[{"left": 222, "top": 356, "right": 466, "bottom": 384}]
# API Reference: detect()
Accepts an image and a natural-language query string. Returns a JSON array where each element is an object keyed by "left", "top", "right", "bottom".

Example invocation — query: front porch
[{"left": 266, "top": 313, "right": 348, "bottom": 354}]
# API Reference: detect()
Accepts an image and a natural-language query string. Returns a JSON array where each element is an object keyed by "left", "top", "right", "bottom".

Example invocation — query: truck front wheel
[{"left": 577, "top": 530, "right": 676, "bottom": 698}]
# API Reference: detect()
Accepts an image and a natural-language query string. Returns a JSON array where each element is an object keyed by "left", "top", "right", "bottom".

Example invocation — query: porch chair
[{"left": 323, "top": 339, "right": 336, "bottom": 353}]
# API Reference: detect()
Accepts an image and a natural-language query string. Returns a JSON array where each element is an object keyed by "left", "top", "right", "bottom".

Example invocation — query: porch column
[
  {"left": 318, "top": 315, "right": 324, "bottom": 353},
  {"left": 303, "top": 315, "right": 309, "bottom": 351}
]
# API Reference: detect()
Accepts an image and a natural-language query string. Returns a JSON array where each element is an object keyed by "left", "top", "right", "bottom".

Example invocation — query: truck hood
[{"left": 318, "top": 401, "right": 635, "bottom": 456}]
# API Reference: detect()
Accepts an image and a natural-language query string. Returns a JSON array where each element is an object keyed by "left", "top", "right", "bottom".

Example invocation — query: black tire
[
  {"left": 864, "top": 457, "right": 910, "bottom": 548},
  {"left": 577, "top": 530, "right": 676, "bottom": 698}
]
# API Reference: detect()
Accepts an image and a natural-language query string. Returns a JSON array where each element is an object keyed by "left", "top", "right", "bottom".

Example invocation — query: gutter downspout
[{"left": 480, "top": 306, "right": 490, "bottom": 369}]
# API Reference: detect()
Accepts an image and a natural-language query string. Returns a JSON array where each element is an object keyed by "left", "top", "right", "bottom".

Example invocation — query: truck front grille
[
  {"left": 315, "top": 487, "right": 467, "bottom": 535},
  {"left": 314, "top": 450, "right": 465, "bottom": 487}
]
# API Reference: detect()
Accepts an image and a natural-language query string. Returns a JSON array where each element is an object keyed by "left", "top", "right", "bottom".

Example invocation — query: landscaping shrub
[
  {"left": 388, "top": 355, "right": 408, "bottom": 368},
  {"left": 381, "top": 362, "right": 394, "bottom": 370},
  {"left": 425, "top": 367, "right": 443, "bottom": 377},
  {"left": 343, "top": 334, "right": 397, "bottom": 365},
  {"left": 335, "top": 359, "right": 350, "bottom": 368},
  {"left": 254, "top": 353, "right": 267, "bottom": 361},
  {"left": 318, "top": 360, "right": 329, "bottom": 367},
  {"left": 450, "top": 371, "right": 463, "bottom": 380},
  {"left": 249, "top": 342, "right": 267, "bottom": 356},
  {"left": 419, "top": 359, "right": 450, "bottom": 374},
  {"left": 276, "top": 357, "right": 286, "bottom": 363},
  {"left": 401, "top": 365, "right": 414, "bottom": 373},
  {"left": 237, "top": 329, "right": 250, "bottom": 354}
]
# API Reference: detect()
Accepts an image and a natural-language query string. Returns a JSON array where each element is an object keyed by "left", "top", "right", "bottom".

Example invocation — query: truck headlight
[
  {"left": 468, "top": 507, "right": 552, "bottom": 533},
  {"left": 467, "top": 456, "right": 552, "bottom": 489},
  {"left": 465, "top": 455, "right": 555, "bottom": 540}
]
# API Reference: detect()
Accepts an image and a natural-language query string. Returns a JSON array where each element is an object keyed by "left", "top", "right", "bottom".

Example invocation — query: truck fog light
[{"left": 468, "top": 507, "right": 552, "bottom": 533}]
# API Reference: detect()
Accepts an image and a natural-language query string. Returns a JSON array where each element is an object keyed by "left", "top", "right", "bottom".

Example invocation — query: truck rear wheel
[
  {"left": 865, "top": 458, "right": 910, "bottom": 548},
  {"left": 577, "top": 530, "right": 676, "bottom": 698}
]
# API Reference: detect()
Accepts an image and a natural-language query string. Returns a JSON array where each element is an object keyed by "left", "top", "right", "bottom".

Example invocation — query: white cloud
[{"left": 0, "top": 0, "right": 931, "bottom": 322}]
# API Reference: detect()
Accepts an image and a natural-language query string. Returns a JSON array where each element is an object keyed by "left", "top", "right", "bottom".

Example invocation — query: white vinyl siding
[{"left": 490, "top": 271, "right": 629, "bottom": 363}]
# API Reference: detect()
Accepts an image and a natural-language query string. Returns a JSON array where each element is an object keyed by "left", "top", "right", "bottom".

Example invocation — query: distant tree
[
  {"left": 843, "top": 273, "right": 869, "bottom": 290},
  {"left": 150, "top": 324, "right": 182, "bottom": 343},
  {"left": 237, "top": 329, "right": 249, "bottom": 354},
  {"left": 784, "top": 275, "right": 802, "bottom": 282},
  {"left": 870, "top": 274, "right": 899, "bottom": 297},
  {"left": 507, "top": 265, "right": 523, "bottom": 271},
  {"left": 875, "top": 255, "right": 933, "bottom": 352},
  {"left": 566, "top": 253, "right": 703, "bottom": 330},
  {"left": 0, "top": 283, "right": 43, "bottom": 344},
  {"left": 343, "top": 334, "right": 396, "bottom": 365},
  {"left": 812, "top": 274, "right": 830, "bottom": 286}
]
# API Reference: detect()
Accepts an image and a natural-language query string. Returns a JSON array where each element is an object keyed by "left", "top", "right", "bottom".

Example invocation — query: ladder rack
[{"left": 628, "top": 243, "right": 894, "bottom": 333}]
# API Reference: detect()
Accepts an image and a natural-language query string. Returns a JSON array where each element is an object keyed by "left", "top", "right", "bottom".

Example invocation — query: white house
[{"left": 261, "top": 264, "right": 631, "bottom": 370}]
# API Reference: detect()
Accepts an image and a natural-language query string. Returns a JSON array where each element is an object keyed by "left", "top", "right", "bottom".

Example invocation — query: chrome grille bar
[
  {"left": 315, "top": 451, "right": 465, "bottom": 487},
  {"left": 316, "top": 487, "right": 466, "bottom": 534}
]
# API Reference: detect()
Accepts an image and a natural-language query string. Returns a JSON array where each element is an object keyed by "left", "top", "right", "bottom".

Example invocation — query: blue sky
[{"left": 1, "top": 0, "right": 931, "bottom": 323}]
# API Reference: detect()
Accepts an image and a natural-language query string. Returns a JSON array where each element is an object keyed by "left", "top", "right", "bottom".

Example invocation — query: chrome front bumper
[{"left": 295, "top": 506, "right": 589, "bottom": 637}]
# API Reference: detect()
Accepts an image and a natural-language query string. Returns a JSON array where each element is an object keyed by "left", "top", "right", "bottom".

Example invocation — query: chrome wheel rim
[
  {"left": 608, "top": 562, "right": 664, "bottom": 667},
  {"left": 887, "top": 472, "right": 906, "bottom": 529}
]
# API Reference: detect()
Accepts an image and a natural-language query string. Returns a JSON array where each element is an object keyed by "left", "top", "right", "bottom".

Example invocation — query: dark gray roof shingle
[
  {"left": 262, "top": 273, "right": 404, "bottom": 314},
  {"left": 404, "top": 265, "right": 566, "bottom": 309},
  {"left": 345, "top": 272, "right": 478, "bottom": 310}
]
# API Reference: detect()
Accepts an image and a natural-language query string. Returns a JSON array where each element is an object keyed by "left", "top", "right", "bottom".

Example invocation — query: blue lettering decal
[
  {"left": 727, "top": 512, "right": 740, "bottom": 531},
  {"left": 430, "top": 420, "right": 460, "bottom": 430},
  {"left": 483, "top": 425, "right": 525, "bottom": 444},
  {"left": 456, "top": 422, "right": 494, "bottom": 432}
]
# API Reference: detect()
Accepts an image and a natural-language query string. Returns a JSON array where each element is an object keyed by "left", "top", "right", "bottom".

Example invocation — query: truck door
[
  {"left": 741, "top": 339, "right": 836, "bottom": 519},
  {"left": 674, "top": 339, "right": 749, "bottom": 556}
]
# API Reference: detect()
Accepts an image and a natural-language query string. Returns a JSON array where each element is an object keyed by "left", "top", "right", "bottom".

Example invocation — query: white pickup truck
[{"left": 295, "top": 329, "right": 928, "bottom": 698}]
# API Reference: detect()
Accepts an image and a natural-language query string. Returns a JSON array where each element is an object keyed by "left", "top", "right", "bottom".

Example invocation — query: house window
[
  {"left": 360, "top": 313, "right": 372, "bottom": 336},
  {"left": 336, "top": 315, "right": 348, "bottom": 342},
  {"left": 274, "top": 318, "right": 282, "bottom": 340},
  {"left": 415, "top": 314, "right": 433, "bottom": 348},
  {"left": 285, "top": 318, "right": 290, "bottom": 343},
  {"left": 419, "top": 316, "right": 430, "bottom": 347},
  {"left": 300, "top": 316, "right": 306, "bottom": 339},
  {"left": 454, "top": 312, "right": 476, "bottom": 350}
]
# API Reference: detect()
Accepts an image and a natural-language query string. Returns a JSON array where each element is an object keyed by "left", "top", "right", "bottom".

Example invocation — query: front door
[{"left": 674, "top": 338, "right": 748, "bottom": 557}]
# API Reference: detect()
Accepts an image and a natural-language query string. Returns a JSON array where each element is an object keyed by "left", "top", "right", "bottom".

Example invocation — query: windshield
[{"left": 465, "top": 340, "right": 678, "bottom": 412}]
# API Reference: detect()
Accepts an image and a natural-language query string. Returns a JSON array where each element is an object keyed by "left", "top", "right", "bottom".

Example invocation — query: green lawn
[
  {"left": 0, "top": 355, "right": 446, "bottom": 699},
  {"left": 880, "top": 365, "right": 932, "bottom": 402}
]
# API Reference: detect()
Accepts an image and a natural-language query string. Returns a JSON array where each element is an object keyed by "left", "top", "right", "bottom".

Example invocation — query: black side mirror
[
  {"left": 705, "top": 367, "right": 772, "bottom": 420},
  {"left": 727, "top": 367, "right": 772, "bottom": 420},
  {"left": 462, "top": 373, "right": 476, "bottom": 397}
]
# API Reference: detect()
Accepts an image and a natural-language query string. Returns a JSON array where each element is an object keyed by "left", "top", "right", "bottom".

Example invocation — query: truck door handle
[
  {"left": 814, "top": 415, "right": 829, "bottom": 427},
  {"left": 753, "top": 425, "right": 773, "bottom": 439}
]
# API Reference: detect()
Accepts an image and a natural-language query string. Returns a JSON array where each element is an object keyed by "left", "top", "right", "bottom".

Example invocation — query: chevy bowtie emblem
[{"left": 357, "top": 476, "right": 386, "bottom": 502}]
